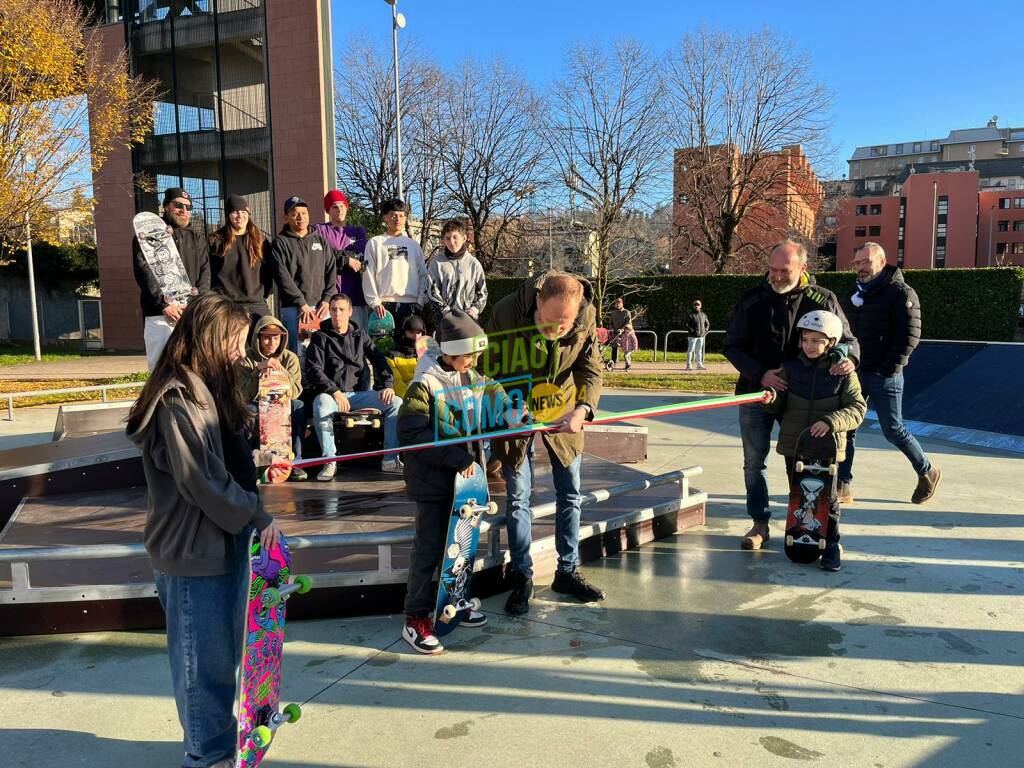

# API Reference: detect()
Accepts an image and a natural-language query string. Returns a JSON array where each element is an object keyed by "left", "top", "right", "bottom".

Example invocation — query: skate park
[{"left": 1, "top": 368, "right": 1021, "bottom": 767}]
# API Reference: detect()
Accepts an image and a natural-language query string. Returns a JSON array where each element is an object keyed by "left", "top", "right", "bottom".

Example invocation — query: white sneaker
[
  {"left": 461, "top": 610, "right": 487, "bottom": 628},
  {"left": 402, "top": 616, "right": 443, "bottom": 655},
  {"left": 317, "top": 462, "right": 337, "bottom": 482},
  {"left": 381, "top": 457, "right": 403, "bottom": 473}
]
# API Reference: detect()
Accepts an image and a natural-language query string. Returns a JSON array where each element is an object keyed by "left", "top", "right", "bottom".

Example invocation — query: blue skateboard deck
[{"left": 433, "top": 461, "right": 496, "bottom": 637}]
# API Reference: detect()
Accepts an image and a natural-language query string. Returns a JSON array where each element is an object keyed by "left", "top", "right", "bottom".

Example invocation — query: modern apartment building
[{"left": 87, "top": 0, "right": 336, "bottom": 349}]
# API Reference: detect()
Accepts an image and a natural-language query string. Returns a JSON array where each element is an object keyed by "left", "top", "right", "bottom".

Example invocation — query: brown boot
[
  {"left": 912, "top": 466, "right": 941, "bottom": 504},
  {"left": 837, "top": 481, "right": 854, "bottom": 505},
  {"left": 741, "top": 522, "right": 770, "bottom": 550}
]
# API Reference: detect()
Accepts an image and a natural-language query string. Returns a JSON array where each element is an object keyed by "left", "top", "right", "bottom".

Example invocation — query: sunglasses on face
[{"left": 172, "top": 202, "right": 193, "bottom": 211}]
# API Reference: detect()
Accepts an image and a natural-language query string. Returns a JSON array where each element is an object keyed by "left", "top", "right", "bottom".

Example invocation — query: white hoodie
[{"left": 362, "top": 233, "right": 428, "bottom": 307}]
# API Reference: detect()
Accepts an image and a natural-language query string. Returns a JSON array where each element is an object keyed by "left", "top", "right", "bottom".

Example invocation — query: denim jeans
[
  {"left": 313, "top": 390, "right": 402, "bottom": 457},
  {"left": 687, "top": 336, "right": 705, "bottom": 367},
  {"left": 290, "top": 398, "right": 307, "bottom": 460},
  {"left": 738, "top": 402, "right": 778, "bottom": 522},
  {"left": 280, "top": 306, "right": 300, "bottom": 355},
  {"left": 155, "top": 558, "right": 247, "bottom": 768},
  {"left": 502, "top": 442, "right": 584, "bottom": 578},
  {"left": 838, "top": 371, "right": 931, "bottom": 483}
]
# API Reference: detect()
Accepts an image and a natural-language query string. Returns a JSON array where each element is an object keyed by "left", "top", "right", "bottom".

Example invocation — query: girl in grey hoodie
[{"left": 126, "top": 294, "right": 283, "bottom": 768}]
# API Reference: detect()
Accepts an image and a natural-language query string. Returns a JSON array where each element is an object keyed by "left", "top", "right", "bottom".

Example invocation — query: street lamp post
[
  {"left": 25, "top": 211, "right": 41, "bottom": 361},
  {"left": 385, "top": 0, "right": 406, "bottom": 200}
]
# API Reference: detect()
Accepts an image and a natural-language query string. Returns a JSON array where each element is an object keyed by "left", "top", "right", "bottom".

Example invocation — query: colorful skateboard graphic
[
  {"left": 236, "top": 531, "right": 312, "bottom": 768},
  {"left": 784, "top": 429, "right": 838, "bottom": 564},
  {"left": 433, "top": 459, "right": 497, "bottom": 638},
  {"left": 257, "top": 366, "right": 293, "bottom": 484},
  {"left": 367, "top": 309, "right": 396, "bottom": 352},
  {"left": 132, "top": 211, "right": 195, "bottom": 307}
]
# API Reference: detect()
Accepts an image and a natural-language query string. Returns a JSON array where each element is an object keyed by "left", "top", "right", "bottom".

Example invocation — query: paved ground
[
  {"left": 1, "top": 390, "right": 1022, "bottom": 767},
  {"left": 0, "top": 355, "right": 148, "bottom": 381}
]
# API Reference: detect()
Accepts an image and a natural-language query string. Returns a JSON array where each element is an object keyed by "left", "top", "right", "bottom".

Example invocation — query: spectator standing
[
  {"left": 426, "top": 219, "right": 487, "bottom": 326},
  {"left": 208, "top": 195, "right": 273, "bottom": 320},
  {"left": 312, "top": 189, "right": 369, "bottom": 331},
  {"left": 362, "top": 198, "right": 427, "bottom": 327},
  {"left": 686, "top": 300, "right": 710, "bottom": 370}
]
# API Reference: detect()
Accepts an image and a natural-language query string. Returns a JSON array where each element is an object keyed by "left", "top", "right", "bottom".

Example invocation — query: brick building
[
  {"left": 978, "top": 190, "right": 1024, "bottom": 267},
  {"left": 87, "top": 0, "right": 336, "bottom": 350},
  {"left": 671, "top": 144, "right": 824, "bottom": 274}
]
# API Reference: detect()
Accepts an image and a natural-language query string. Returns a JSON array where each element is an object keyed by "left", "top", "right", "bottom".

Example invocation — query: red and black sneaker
[{"left": 402, "top": 615, "right": 444, "bottom": 655}]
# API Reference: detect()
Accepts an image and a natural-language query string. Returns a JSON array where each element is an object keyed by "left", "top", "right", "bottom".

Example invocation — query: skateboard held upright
[
  {"left": 257, "top": 366, "right": 293, "bottom": 484},
  {"left": 784, "top": 429, "right": 838, "bottom": 564},
  {"left": 236, "top": 531, "right": 312, "bottom": 768},
  {"left": 132, "top": 212, "right": 195, "bottom": 307},
  {"left": 433, "top": 447, "right": 497, "bottom": 638}
]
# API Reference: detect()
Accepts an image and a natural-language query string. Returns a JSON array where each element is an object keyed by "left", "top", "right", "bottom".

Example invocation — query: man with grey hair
[
  {"left": 839, "top": 242, "right": 938, "bottom": 504},
  {"left": 724, "top": 240, "right": 860, "bottom": 550}
]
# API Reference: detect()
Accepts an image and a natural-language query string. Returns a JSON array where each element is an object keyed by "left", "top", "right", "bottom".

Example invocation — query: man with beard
[
  {"left": 724, "top": 240, "right": 860, "bottom": 551},
  {"left": 132, "top": 187, "right": 210, "bottom": 369}
]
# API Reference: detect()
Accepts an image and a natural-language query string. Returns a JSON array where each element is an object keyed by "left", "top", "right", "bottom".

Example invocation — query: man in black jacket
[
  {"left": 685, "top": 299, "right": 710, "bottom": 370},
  {"left": 724, "top": 240, "right": 860, "bottom": 550},
  {"left": 132, "top": 187, "right": 211, "bottom": 370},
  {"left": 839, "top": 243, "right": 940, "bottom": 504},
  {"left": 271, "top": 195, "right": 338, "bottom": 354},
  {"left": 305, "top": 293, "right": 401, "bottom": 480}
]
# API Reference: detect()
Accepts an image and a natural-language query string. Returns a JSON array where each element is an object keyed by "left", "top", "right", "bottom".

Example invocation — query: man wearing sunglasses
[{"left": 132, "top": 187, "right": 211, "bottom": 369}]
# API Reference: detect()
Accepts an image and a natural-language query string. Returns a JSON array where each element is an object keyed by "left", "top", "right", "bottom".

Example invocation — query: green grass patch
[
  {"left": 1, "top": 373, "right": 149, "bottom": 409},
  {"left": 604, "top": 371, "right": 737, "bottom": 392},
  {"left": 0, "top": 343, "right": 119, "bottom": 367},
  {"left": 621, "top": 350, "right": 726, "bottom": 364}
]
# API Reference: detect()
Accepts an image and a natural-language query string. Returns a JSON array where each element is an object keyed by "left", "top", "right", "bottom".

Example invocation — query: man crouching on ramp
[{"left": 481, "top": 271, "right": 605, "bottom": 616}]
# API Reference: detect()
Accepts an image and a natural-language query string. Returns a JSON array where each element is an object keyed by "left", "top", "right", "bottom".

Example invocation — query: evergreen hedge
[{"left": 484, "top": 267, "right": 1024, "bottom": 349}]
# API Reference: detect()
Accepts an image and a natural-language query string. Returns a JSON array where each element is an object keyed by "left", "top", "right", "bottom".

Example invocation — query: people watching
[
  {"left": 304, "top": 293, "right": 403, "bottom": 479},
  {"left": 362, "top": 198, "right": 428, "bottom": 327},
  {"left": 426, "top": 218, "right": 487, "bottom": 325},
  {"left": 132, "top": 186, "right": 210, "bottom": 370},
  {"left": 209, "top": 195, "right": 273, "bottom": 321},
  {"left": 607, "top": 296, "right": 637, "bottom": 371},
  {"left": 312, "top": 189, "right": 369, "bottom": 331},
  {"left": 385, "top": 314, "right": 428, "bottom": 399},
  {"left": 271, "top": 195, "right": 337, "bottom": 354},
  {"left": 686, "top": 299, "right": 710, "bottom": 370}
]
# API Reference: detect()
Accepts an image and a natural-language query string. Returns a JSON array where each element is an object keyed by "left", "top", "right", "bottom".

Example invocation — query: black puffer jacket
[
  {"left": 303, "top": 319, "right": 392, "bottom": 397},
  {"left": 840, "top": 266, "right": 921, "bottom": 377},
  {"left": 724, "top": 275, "right": 860, "bottom": 395}
]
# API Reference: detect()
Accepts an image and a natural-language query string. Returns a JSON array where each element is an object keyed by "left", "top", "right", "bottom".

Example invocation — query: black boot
[
  {"left": 820, "top": 541, "right": 842, "bottom": 571},
  {"left": 504, "top": 570, "right": 533, "bottom": 615},
  {"left": 551, "top": 569, "right": 606, "bottom": 602}
]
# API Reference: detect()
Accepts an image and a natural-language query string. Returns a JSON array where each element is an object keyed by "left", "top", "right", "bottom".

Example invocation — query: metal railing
[
  {"left": 661, "top": 329, "right": 725, "bottom": 361},
  {"left": 0, "top": 467, "right": 704, "bottom": 605},
  {"left": 3, "top": 382, "right": 143, "bottom": 421}
]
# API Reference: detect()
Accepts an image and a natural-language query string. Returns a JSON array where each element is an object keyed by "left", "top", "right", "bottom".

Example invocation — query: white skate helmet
[{"left": 796, "top": 310, "right": 843, "bottom": 343}]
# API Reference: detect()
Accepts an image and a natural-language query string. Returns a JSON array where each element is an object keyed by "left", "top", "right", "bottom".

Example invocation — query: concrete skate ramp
[{"left": 901, "top": 341, "right": 1024, "bottom": 437}]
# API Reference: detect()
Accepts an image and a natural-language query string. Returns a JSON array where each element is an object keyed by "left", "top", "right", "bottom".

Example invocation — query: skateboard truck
[
  {"left": 249, "top": 702, "right": 303, "bottom": 749},
  {"left": 440, "top": 597, "right": 481, "bottom": 623}
]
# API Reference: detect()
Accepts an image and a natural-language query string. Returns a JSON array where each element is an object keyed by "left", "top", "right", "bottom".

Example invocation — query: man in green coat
[{"left": 481, "top": 272, "right": 605, "bottom": 615}]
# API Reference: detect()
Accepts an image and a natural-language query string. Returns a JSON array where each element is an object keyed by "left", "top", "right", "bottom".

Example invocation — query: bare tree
[
  {"left": 434, "top": 57, "right": 547, "bottom": 273},
  {"left": 666, "top": 27, "right": 833, "bottom": 274},
  {"left": 546, "top": 40, "right": 669, "bottom": 319}
]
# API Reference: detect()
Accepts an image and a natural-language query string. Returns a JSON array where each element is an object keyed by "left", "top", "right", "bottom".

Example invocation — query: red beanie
[{"left": 324, "top": 189, "right": 349, "bottom": 212}]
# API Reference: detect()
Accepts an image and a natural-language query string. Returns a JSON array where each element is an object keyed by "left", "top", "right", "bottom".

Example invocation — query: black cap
[
  {"left": 226, "top": 195, "right": 249, "bottom": 214},
  {"left": 163, "top": 187, "right": 191, "bottom": 205},
  {"left": 284, "top": 195, "right": 308, "bottom": 214},
  {"left": 381, "top": 198, "right": 408, "bottom": 216}
]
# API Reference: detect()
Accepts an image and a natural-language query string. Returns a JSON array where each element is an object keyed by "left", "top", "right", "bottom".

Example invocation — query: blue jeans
[
  {"left": 687, "top": 336, "right": 705, "bottom": 367},
  {"left": 838, "top": 371, "right": 931, "bottom": 483},
  {"left": 155, "top": 558, "right": 247, "bottom": 768},
  {"left": 738, "top": 402, "right": 778, "bottom": 522},
  {"left": 313, "top": 390, "right": 402, "bottom": 457},
  {"left": 502, "top": 442, "right": 584, "bottom": 578},
  {"left": 280, "top": 306, "right": 300, "bottom": 355}
]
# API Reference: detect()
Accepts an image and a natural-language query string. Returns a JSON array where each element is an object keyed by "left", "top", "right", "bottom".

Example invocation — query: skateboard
[
  {"left": 433, "top": 454, "right": 497, "bottom": 638},
  {"left": 367, "top": 309, "right": 396, "bottom": 352},
  {"left": 784, "top": 429, "right": 838, "bottom": 564},
  {"left": 257, "top": 366, "right": 293, "bottom": 484},
  {"left": 132, "top": 211, "right": 195, "bottom": 307},
  {"left": 236, "top": 531, "right": 312, "bottom": 768},
  {"left": 338, "top": 407, "right": 382, "bottom": 430}
]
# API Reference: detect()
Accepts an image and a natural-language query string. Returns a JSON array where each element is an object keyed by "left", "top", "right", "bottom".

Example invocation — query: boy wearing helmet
[{"left": 764, "top": 310, "right": 867, "bottom": 570}]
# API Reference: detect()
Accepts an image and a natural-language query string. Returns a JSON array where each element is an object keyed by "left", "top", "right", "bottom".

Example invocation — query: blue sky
[{"left": 331, "top": 0, "right": 1022, "bottom": 179}]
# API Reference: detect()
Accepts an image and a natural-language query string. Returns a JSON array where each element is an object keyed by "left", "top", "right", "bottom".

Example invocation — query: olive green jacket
[{"left": 480, "top": 273, "right": 603, "bottom": 469}]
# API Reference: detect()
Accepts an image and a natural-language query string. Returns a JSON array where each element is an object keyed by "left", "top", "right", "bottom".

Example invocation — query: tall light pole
[
  {"left": 25, "top": 211, "right": 41, "bottom": 361},
  {"left": 385, "top": 0, "right": 406, "bottom": 201}
]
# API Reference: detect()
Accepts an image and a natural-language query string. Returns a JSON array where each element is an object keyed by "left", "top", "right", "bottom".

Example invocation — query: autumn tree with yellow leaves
[{"left": 0, "top": 0, "right": 155, "bottom": 243}]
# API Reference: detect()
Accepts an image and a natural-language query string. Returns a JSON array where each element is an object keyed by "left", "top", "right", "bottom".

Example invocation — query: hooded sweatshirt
[
  {"left": 426, "top": 245, "right": 488, "bottom": 317},
  {"left": 125, "top": 371, "right": 272, "bottom": 577},
  {"left": 239, "top": 316, "right": 304, "bottom": 402},
  {"left": 209, "top": 229, "right": 273, "bottom": 316},
  {"left": 270, "top": 228, "right": 338, "bottom": 309},
  {"left": 312, "top": 222, "right": 368, "bottom": 306},
  {"left": 304, "top": 317, "right": 394, "bottom": 397},
  {"left": 362, "top": 233, "right": 428, "bottom": 307}
]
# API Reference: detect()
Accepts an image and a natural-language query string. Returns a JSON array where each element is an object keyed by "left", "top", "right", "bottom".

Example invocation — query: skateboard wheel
[
  {"left": 785, "top": 535, "right": 794, "bottom": 547},
  {"left": 293, "top": 575, "right": 313, "bottom": 594},
  {"left": 486, "top": 501, "right": 498, "bottom": 515},
  {"left": 447, "top": 543, "right": 460, "bottom": 558},
  {"left": 794, "top": 461, "right": 804, "bottom": 473},
  {"left": 469, "top": 597, "right": 481, "bottom": 611},
  {"left": 261, "top": 588, "right": 282, "bottom": 609},
  {"left": 252, "top": 725, "right": 273, "bottom": 749},
  {"left": 371, "top": 419, "right": 382, "bottom": 429},
  {"left": 828, "top": 464, "right": 837, "bottom": 476},
  {"left": 441, "top": 604, "right": 458, "bottom": 621},
  {"left": 345, "top": 418, "right": 355, "bottom": 428},
  {"left": 283, "top": 702, "right": 302, "bottom": 723}
]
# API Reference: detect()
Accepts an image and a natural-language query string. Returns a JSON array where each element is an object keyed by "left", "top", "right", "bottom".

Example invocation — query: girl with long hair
[
  {"left": 126, "top": 293, "right": 283, "bottom": 768},
  {"left": 209, "top": 195, "right": 273, "bottom": 319}
]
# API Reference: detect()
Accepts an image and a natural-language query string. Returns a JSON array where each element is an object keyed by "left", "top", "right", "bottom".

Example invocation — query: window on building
[
  {"left": 999, "top": 220, "right": 1010, "bottom": 231},
  {"left": 899, "top": 226, "right": 905, "bottom": 238},
  {"left": 1019, "top": 144, "right": 1024, "bottom": 153},
  {"left": 930, "top": 141, "right": 940, "bottom": 151},
  {"left": 869, "top": 225, "right": 881, "bottom": 236},
  {"left": 893, "top": 144, "right": 903, "bottom": 155},
  {"left": 1014, "top": 243, "right": 1024, "bottom": 255},
  {"left": 897, "top": 248, "right": 904, "bottom": 266},
  {"left": 937, "top": 196, "right": 949, "bottom": 215},
  {"left": 870, "top": 146, "right": 888, "bottom": 157},
  {"left": 870, "top": 204, "right": 882, "bottom": 215},
  {"left": 936, "top": 223, "right": 947, "bottom": 237},
  {"left": 1014, "top": 221, "right": 1024, "bottom": 232},
  {"left": 969, "top": 144, "right": 976, "bottom": 152},
  {"left": 1016, "top": 198, "right": 1024, "bottom": 209},
  {"left": 935, "top": 245, "right": 946, "bottom": 267},
  {"left": 855, "top": 227, "right": 866, "bottom": 237},
  {"left": 999, "top": 198, "right": 1011, "bottom": 209},
  {"left": 855, "top": 205, "right": 867, "bottom": 216},
  {"left": 913, "top": 142, "right": 922, "bottom": 153}
]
